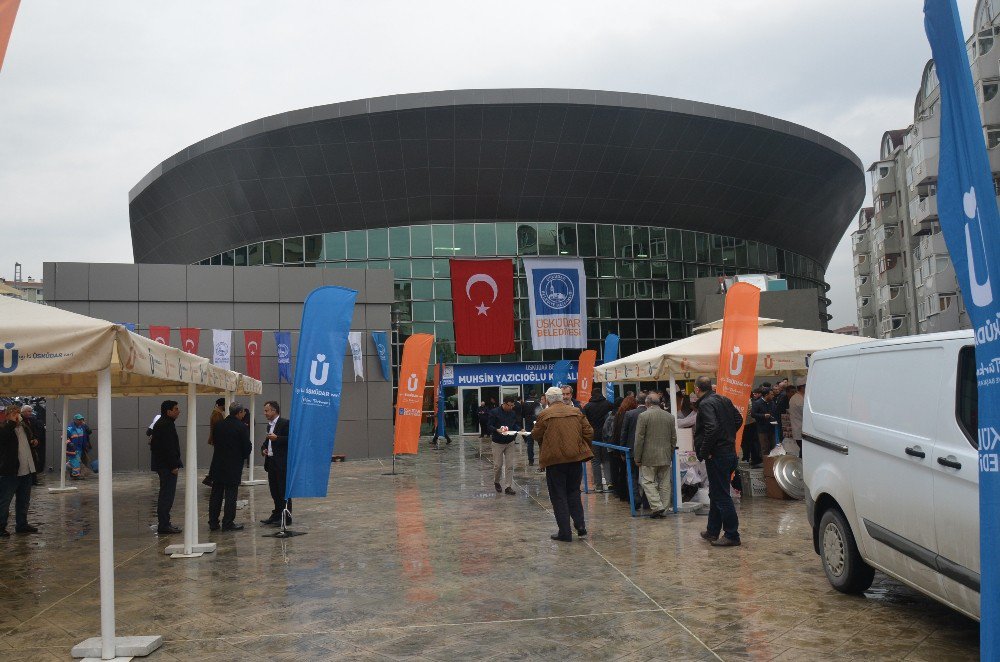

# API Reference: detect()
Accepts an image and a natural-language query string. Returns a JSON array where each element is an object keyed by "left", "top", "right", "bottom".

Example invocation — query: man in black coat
[
  {"left": 208, "top": 402, "right": 252, "bottom": 531},
  {"left": 260, "top": 400, "right": 292, "bottom": 525},
  {"left": 149, "top": 400, "right": 183, "bottom": 534},
  {"left": 693, "top": 377, "right": 744, "bottom": 547},
  {"left": 20, "top": 406, "right": 45, "bottom": 485}
]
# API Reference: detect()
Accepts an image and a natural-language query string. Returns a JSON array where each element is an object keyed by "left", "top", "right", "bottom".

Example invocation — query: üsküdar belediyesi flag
[
  {"left": 450, "top": 259, "right": 514, "bottom": 355},
  {"left": 925, "top": 1, "right": 1000, "bottom": 650},
  {"left": 285, "top": 286, "right": 357, "bottom": 499},
  {"left": 212, "top": 330, "right": 232, "bottom": 369},
  {"left": 576, "top": 350, "right": 597, "bottom": 403},
  {"left": 372, "top": 331, "right": 391, "bottom": 380},
  {"left": 393, "top": 334, "right": 434, "bottom": 455},
  {"left": 348, "top": 331, "right": 364, "bottom": 380},
  {"left": 524, "top": 257, "right": 587, "bottom": 351},
  {"left": 714, "top": 282, "right": 760, "bottom": 454}
]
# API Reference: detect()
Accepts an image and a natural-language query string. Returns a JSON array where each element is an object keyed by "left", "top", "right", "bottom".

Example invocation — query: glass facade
[{"left": 200, "top": 221, "right": 828, "bottom": 365}]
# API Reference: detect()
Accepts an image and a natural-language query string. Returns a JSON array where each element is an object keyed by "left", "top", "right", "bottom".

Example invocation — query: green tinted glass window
[
  {"left": 666, "top": 229, "right": 681, "bottom": 260},
  {"left": 411, "top": 259, "right": 433, "bottom": 278},
  {"left": 433, "top": 224, "right": 454, "bottom": 256},
  {"left": 346, "top": 231, "right": 367, "bottom": 259},
  {"left": 537, "top": 222, "right": 557, "bottom": 255},
  {"left": 389, "top": 226, "right": 409, "bottom": 257},
  {"left": 649, "top": 227, "right": 666, "bottom": 258},
  {"left": 596, "top": 225, "right": 614, "bottom": 256},
  {"left": 556, "top": 223, "right": 577, "bottom": 255},
  {"left": 577, "top": 224, "right": 596, "bottom": 256},
  {"left": 435, "top": 302, "right": 454, "bottom": 321},
  {"left": 681, "top": 231, "right": 696, "bottom": 261},
  {"left": 411, "top": 226, "right": 432, "bottom": 256},
  {"left": 433, "top": 280, "right": 452, "bottom": 299},
  {"left": 264, "top": 240, "right": 283, "bottom": 264},
  {"left": 234, "top": 246, "right": 248, "bottom": 266},
  {"left": 632, "top": 227, "right": 650, "bottom": 258},
  {"left": 597, "top": 259, "right": 616, "bottom": 278},
  {"left": 284, "top": 237, "right": 303, "bottom": 263},
  {"left": 496, "top": 223, "right": 516, "bottom": 254},
  {"left": 248, "top": 243, "right": 263, "bottom": 265},
  {"left": 391, "top": 260, "right": 411, "bottom": 279},
  {"left": 412, "top": 281, "right": 433, "bottom": 299},
  {"left": 454, "top": 224, "right": 475, "bottom": 255},
  {"left": 734, "top": 241, "right": 748, "bottom": 267},
  {"left": 368, "top": 228, "right": 388, "bottom": 259},
  {"left": 432, "top": 259, "right": 450, "bottom": 278},
  {"left": 412, "top": 302, "right": 434, "bottom": 321},
  {"left": 221, "top": 251, "right": 235, "bottom": 266},
  {"left": 475, "top": 223, "right": 497, "bottom": 256},
  {"left": 435, "top": 322, "right": 455, "bottom": 340},
  {"left": 614, "top": 226, "right": 631, "bottom": 257},
  {"left": 303, "top": 235, "right": 323, "bottom": 261},
  {"left": 598, "top": 280, "right": 616, "bottom": 298},
  {"left": 325, "top": 233, "right": 346, "bottom": 260},
  {"left": 651, "top": 260, "right": 669, "bottom": 279},
  {"left": 633, "top": 260, "right": 651, "bottom": 279},
  {"left": 516, "top": 224, "right": 537, "bottom": 255},
  {"left": 210, "top": 254, "right": 222, "bottom": 265}
]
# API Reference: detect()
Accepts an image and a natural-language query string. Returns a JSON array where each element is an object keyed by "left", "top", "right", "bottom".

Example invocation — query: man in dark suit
[
  {"left": 260, "top": 400, "right": 291, "bottom": 525},
  {"left": 208, "top": 402, "right": 252, "bottom": 531},
  {"left": 149, "top": 400, "right": 182, "bottom": 534}
]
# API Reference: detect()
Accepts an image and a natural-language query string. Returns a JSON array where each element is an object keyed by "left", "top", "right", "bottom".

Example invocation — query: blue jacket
[{"left": 487, "top": 406, "right": 521, "bottom": 444}]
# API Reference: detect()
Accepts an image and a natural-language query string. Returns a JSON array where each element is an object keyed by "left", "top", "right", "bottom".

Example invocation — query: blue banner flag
[
  {"left": 603, "top": 334, "right": 620, "bottom": 400},
  {"left": 285, "top": 287, "right": 357, "bottom": 498},
  {"left": 551, "top": 360, "right": 572, "bottom": 387},
  {"left": 274, "top": 331, "right": 292, "bottom": 384},
  {"left": 925, "top": 0, "right": 1000, "bottom": 642},
  {"left": 372, "top": 331, "right": 391, "bottom": 381},
  {"left": 116, "top": 322, "right": 136, "bottom": 333}
]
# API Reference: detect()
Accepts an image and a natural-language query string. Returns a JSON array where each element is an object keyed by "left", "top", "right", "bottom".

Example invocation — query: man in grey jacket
[{"left": 634, "top": 394, "right": 677, "bottom": 518}]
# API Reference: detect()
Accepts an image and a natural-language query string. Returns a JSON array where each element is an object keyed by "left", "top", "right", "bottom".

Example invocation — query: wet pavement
[{"left": 0, "top": 436, "right": 980, "bottom": 661}]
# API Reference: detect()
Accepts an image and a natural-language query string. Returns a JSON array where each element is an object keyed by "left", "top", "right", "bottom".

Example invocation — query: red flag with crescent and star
[
  {"left": 450, "top": 259, "right": 514, "bottom": 356},
  {"left": 244, "top": 330, "right": 262, "bottom": 380},
  {"left": 179, "top": 327, "right": 200, "bottom": 355}
]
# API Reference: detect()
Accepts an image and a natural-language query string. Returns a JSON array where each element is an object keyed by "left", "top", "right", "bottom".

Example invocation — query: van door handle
[
  {"left": 905, "top": 446, "right": 926, "bottom": 459},
  {"left": 937, "top": 456, "right": 962, "bottom": 470}
]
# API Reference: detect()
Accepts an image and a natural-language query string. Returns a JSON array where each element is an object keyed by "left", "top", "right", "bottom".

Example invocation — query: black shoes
[
  {"left": 222, "top": 523, "right": 244, "bottom": 531},
  {"left": 15, "top": 524, "right": 39, "bottom": 534},
  {"left": 649, "top": 510, "right": 666, "bottom": 519},
  {"left": 157, "top": 525, "right": 181, "bottom": 534},
  {"left": 494, "top": 482, "right": 502, "bottom": 493},
  {"left": 550, "top": 533, "right": 573, "bottom": 542},
  {"left": 576, "top": 527, "right": 588, "bottom": 537},
  {"left": 700, "top": 530, "right": 718, "bottom": 542},
  {"left": 528, "top": 460, "right": 534, "bottom": 466},
  {"left": 209, "top": 524, "right": 220, "bottom": 531},
  {"left": 260, "top": 515, "right": 279, "bottom": 525},
  {"left": 711, "top": 537, "right": 742, "bottom": 547},
  {"left": 504, "top": 487, "right": 516, "bottom": 495}
]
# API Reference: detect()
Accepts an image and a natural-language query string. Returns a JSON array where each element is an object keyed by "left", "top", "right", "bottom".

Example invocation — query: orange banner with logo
[
  {"left": 393, "top": 334, "right": 434, "bottom": 455},
  {"left": 575, "top": 350, "right": 597, "bottom": 402},
  {"left": 714, "top": 282, "right": 760, "bottom": 454},
  {"left": 0, "top": 0, "right": 20, "bottom": 73}
]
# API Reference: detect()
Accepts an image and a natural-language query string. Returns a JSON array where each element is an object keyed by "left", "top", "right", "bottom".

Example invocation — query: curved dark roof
[{"left": 129, "top": 89, "right": 864, "bottom": 267}]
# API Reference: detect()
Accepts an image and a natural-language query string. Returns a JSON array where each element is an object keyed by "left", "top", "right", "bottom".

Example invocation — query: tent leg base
[
  {"left": 164, "top": 542, "right": 216, "bottom": 556},
  {"left": 48, "top": 486, "right": 79, "bottom": 493},
  {"left": 675, "top": 503, "right": 701, "bottom": 513},
  {"left": 263, "top": 529, "right": 307, "bottom": 538},
  {"left": 240, "top": 479, "right": 267, "bottom": 486},
  {"left": 72, "top": 635, "right": 162, "bottom": 659}
]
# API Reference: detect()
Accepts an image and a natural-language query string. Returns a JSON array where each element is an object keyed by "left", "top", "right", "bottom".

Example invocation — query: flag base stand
[
  {"left": 381, "top": 454, "right": 400, "bottom": 476},
  {"left": 71, "top": 635, "right": 162, "bottom": 659},
  {"left": 263, "top": 506, "right": 304, "bottom": 538},
  {"left": 240, "top": 479, "right": 267, "bottom": 486},
  {"left": 48, "top": 486, "right": 79, "bottom": 493}
]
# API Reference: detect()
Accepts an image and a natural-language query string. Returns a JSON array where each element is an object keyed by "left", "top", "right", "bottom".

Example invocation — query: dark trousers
[
  {"left": 525, "top": 435, "right": 535, "bottom": 463},
  {"left": 34, "top": 439, "right": 46, "bottom": 477},
  {"left": 545, "top": 461, "right": 585, "bottom": 537},
  {"left": 0, "top": 475, "right": 31, "bottom": 531},
  {"left": 706, "top": 453, "right": 740, "bottom": 541},
  {"left": 267, "top": 466, "right": 291, "bottom": 517},
  {"left": 156, "top": 469, "right": 178, "bottom": 529},
  {"left": 208, "top": 482, "right": 238, "bottom": 527},
  {"left": 742, "top": 425, "right": 762, "bottom": 464}
]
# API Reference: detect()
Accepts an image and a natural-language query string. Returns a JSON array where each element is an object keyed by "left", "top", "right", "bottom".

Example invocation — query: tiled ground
[{"left": 0, "top": 436, "right": 980, "bottom": 661}]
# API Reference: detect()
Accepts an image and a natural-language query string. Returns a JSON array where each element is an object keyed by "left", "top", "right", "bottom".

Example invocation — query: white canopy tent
[
  {"left": 0, "top": 297, "right": 261, "bottom": 660},
  {"left": 593, "top": 319, "right": 870, "bottom": 383}
]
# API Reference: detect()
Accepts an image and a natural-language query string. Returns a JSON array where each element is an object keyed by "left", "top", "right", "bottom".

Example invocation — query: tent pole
[
  {"left": 669, "top": 370, "right": 680, "bottom": 514},
  {"left": 72, "top": 369, "right": 163, "bottom": 659},
  {"left": 242, "top": 394, "right": 265, "bottom": 486},
  {"left": 165, "top": 384, "right": 216, "bottom": 558},
  {"left": 50, "top": 397, "right": 77, "bottom": 493},
  {"left": 97, "top": 368, "right": 116, "bottom": 659}
]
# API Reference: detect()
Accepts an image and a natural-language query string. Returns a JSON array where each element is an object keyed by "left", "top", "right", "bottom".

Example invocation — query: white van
[{"left": 802, "top": 330, "right": 979, "bottom": 620}]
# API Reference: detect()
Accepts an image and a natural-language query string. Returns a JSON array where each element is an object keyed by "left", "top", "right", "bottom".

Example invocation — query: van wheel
[{"left": 819, "top": 508, "right": 874, "bottom": 594}]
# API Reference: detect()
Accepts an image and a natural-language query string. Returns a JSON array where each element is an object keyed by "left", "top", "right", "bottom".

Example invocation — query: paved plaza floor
[{"left": 0, "top": 436, "right": 980, "bottom": 661}]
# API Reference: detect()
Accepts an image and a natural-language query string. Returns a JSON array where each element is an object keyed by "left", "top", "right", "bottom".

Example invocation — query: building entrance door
[{"left": 459, "top": 386, "right": 502, "bottom": 436}]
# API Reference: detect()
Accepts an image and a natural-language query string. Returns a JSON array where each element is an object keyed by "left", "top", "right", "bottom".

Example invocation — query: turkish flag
[
  {"left": 244, "top": 330, "right": 262, "bottom": 380},
  {"left": 450, "top": 259, "right": 514, "bottom": 356},
  {"left": 148, "top": 325, "right": 170, "bottom": 345},
  {"left": 179, "top": 327, "right": 200, "bottom": 355}
]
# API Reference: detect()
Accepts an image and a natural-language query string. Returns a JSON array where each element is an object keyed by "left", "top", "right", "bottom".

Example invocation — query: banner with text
[
  {"left": 285, "top": 286, "right": 357, "bottom": 498},
  {"left": 179, "top": 327, "right": 200, "bottom": 355},
  {"left": 212, "top": 329, "right": 232, "bottom": 370},
  {"left": 244, "top": 330, "right": 262, "bottom": 380},
  {"left": 348, "top": 331, "right": 364, "bottom": 380},
  {"left": 393, "top": 334, "right": 434, "bottom": 455},
  {"left": 439, "top": 361, "right": 578, "bottom": 387},
  {"left": 274, "top": 331, "right": 292, "bottom": 384},
  {"left": 524, "top": 257, "right": 587, "bottom": 350},
  {"left": 372, "top": 331, "right": 391, "bottom": 381},
  {"left": 925, "top": 1, "right": 1000, "bottom": 651},
  {"left": 714, "top": 283, "right": 760, "bottom": 454},
  {"left": 576, "top": 350, "right": 597, "bottom": 402}
]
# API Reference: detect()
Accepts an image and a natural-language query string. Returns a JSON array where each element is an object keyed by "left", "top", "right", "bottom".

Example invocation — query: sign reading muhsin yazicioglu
[
  {"left": 925, "top": 0, "right": 1000, "bottom": 651},
  {"left": 524, "top": 257, "right": 587, "bottom": 350},
  {"left": 285, "top": 286, "right": 357, "bottom": 499}
]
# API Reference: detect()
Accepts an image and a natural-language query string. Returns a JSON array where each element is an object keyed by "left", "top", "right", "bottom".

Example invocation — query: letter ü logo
[
  {"left": 729, "top": 345, "right": 744, "bottom": 376},
  {"left": 406, "top": 373, "right": 418, "bottom": 392},
  {"left": 310, "top": 354, "right": 330, "bottom": 386},
  {"left": 963, "top": 187, "right": 994, "bottom": 307},
  {"left": 0, "top": 343, "right": 18, "bottom": 374},
  {"left": 764, "top": 355, "right": 774, "bottom": 370}
]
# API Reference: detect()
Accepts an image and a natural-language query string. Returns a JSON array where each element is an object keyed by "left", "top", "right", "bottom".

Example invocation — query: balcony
[
  {"left": 871, "top": 165, "right": 896, "bottom": 198},
  {"left": 909, "top": 137, "right": 939, "bottom": 187},
  {"left": 923, "top": 261, "right": 959, "bottom": 296},
  {"left": 856, "top": 274, "right": 874, "bottom": 297},
  {"left": 926, "top": 298, "right": 962, "bottom": 334},
  {"left": 852, "top": 230, "right": 871, "bottom": 253},
  {"left": 873, "top": 225, "right": 901, "bottom": 257},
  {"left": 878, "top": 315, "right": 910, "bottom": 339},
  {"left": 875, "top": 254, "right": 906, "bottom": 287},
  {"left": 859, "top": 315, "right": 877, "bottom": 338},
  {"left": 878, "top": 287, "right": 910, "bottom": 316},
  {"left": 918, "top": 232, "right": 948, "bottom": 259},
  {"left": 909, "top": 194, "right": 938, "bottom": 231},
  {"left": 854, "top": 258, "right": 870, "bottom": 277},
  {"left": 858, "top": 296, "right": 874, "bottom": 318}
]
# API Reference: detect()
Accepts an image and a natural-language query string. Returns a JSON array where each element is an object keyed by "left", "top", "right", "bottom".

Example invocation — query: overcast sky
[{"left": 0, "top": 1, "right": 981, "bottom": 327}]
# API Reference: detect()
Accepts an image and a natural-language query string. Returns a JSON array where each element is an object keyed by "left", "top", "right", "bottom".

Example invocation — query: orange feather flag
[
  {"left": 0, "top": 0, "right": 20, "bottom": 73},
  {"left": 714, "top": 282, "right": 761, "bottom": 454}
]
